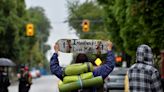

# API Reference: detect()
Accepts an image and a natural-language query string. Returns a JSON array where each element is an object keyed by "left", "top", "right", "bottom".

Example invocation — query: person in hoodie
[
  {"left": 50, "top": 41, "right": 115, "bottom": 92},
  {"left": 128, "top": 44, "right": 163, "bottom": 92}
]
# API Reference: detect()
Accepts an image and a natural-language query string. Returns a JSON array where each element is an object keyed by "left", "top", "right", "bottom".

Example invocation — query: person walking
[
  {"left": 128, "top": 44, "right": 163, "bottom": 92},
  {"left": 0, "top": 66, "right": 10, "bottom": 92},
  {"left": 50, "top": 41, "right": 115, "bottom": 92},
  {"left": 18, "top": 66, "right": 32, "bottom": 92}
]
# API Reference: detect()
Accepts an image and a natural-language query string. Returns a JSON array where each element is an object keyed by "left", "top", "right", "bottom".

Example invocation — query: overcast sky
[{"left": 25, "top": 0, "right": 85, "bottom": 65}]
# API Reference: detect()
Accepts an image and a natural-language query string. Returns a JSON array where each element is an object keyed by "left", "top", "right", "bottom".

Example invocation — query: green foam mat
[
  {"left": 63, "top": 72, "right": 93, "bottom": 83},
  {"left": 64, "top": 62, "right": 93, "bottom": 76},
  {"left": 59, "top": 76, "right": 103, "bottom": 92}
]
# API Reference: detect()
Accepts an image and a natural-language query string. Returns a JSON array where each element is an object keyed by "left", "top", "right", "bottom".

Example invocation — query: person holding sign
[{"left": 50, "top": 40, "right": 115, "bottom": 92}]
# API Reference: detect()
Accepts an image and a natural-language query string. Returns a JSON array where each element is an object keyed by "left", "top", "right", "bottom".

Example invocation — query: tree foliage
[
  {"left": 97, "top": 0, "right": 164, "bottom": 57},
  {"left": 0, "top": 0, "right": 51, "bottom": 68},
  {"left": 67, "top": 0, "right": 109, "bottom": 40},
  {"left": 0, "top": 0, "right": 26, "bottom": 60},
  {"left": 67, "top": 0, "right": 164, "bottom": 66}
]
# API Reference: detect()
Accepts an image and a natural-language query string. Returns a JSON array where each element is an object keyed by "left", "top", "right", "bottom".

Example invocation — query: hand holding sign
[
  {"left": 54, "top": 43, "right": 59, "bottom": 54},
  {"left": 107, "top": 40, "right": 113, "bottom": 51}
]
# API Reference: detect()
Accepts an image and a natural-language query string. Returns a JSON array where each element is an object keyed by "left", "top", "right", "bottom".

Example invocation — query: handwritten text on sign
[{"left": 58, "top": 39, "right": 108, "bottom": 54}]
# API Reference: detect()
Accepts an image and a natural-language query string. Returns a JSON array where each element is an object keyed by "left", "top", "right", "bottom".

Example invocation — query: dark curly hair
[{"left": 75, "top": 54, "right": 89, "bottom": 63}]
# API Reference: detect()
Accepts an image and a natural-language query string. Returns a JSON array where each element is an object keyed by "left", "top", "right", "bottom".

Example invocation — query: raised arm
[
  {"left": 50, "top": 43, "right": 63, "bottom": 80},
  {"left": 93, "top": 41, "right": 115, "bottom": 79}
]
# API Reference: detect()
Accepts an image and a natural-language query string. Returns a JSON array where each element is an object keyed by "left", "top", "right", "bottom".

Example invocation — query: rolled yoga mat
[
  {"left": 59, "top": 76, "right": 103, "bottom": 92},
  {"left": 63, "top": 72, "right": 93, "bottom": 84},
  {"left": 64, "top": 62, "right": 93, "bottom": 76}
]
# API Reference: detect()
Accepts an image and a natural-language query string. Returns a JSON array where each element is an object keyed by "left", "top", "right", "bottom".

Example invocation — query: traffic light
[
  {"left": 82, "top": 19, "right": 90, "bottom": 32},
  {"left": 26, "top": 23, "right": 34, "bottom": 36}
]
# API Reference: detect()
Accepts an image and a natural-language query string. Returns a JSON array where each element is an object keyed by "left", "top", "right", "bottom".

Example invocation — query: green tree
[
  {"left": 20, "top": 7, "right": 51, "bottom": 67},
  {"left": 97, "top": 0, "right": 164, "bottom": 64},
  {"left": 67, "top": 0, "right": 108, "bottom": 39},
  {"left": 0, "top": 0, "right": 51, "bottom": 68},
  {"left": 0, "top": 0, "right": 27, "bottom": 62},
  {"left": 120, "top": 0, "right": 164, "bottom": 56},
  {"left": 67, "top": 0, "right": 114, "bottom": 64}
]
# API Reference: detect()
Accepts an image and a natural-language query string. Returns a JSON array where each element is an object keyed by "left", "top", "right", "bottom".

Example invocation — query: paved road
[
  {"left": 9, "top": 75, "right": 124, "bottom": 92},
  {"left": 9, "top": 75, "right": 60, "bottom": 92}
]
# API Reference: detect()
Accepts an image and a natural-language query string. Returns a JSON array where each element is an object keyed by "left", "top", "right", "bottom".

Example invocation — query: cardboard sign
[{"left": 57, "top": 39, "right": 108, "bottom": 54}]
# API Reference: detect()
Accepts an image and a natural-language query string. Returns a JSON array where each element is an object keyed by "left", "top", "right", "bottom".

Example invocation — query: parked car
[
  {"left": 30, "top": 68, "right": 41, "bottom": 78},
  {"left": 104, "top": 67, "right": 128, "bottom": 92}
]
